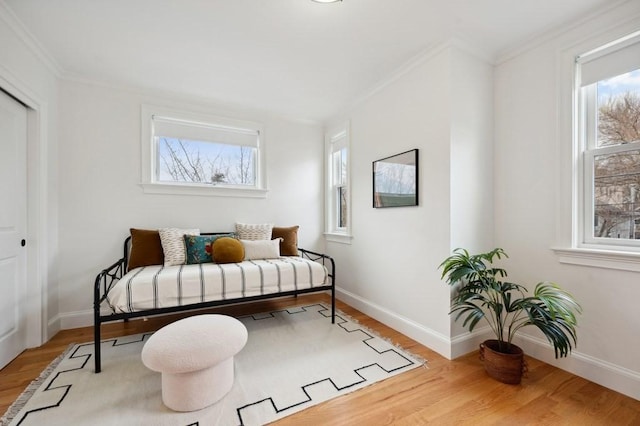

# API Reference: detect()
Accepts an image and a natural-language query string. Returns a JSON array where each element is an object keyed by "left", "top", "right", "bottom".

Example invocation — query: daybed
[{"left": 93, "top": 231, "right": 335, "bottom": 373}]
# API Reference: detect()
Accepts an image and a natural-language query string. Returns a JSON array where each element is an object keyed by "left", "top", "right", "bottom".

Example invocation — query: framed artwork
[{"left": 373, "top": 149, "right": 419, "bottom": 208}]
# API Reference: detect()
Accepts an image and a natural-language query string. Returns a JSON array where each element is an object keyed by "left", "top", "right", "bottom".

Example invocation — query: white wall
[
  {"left": 449, "top": 47, "right": 495, "bottom": 343},
  {"left": 450, "top": 48, "right": 494, "bottom": 254},
  {"left": 494, "top": 1, "right": 640, "bottom": 399},
  {"left": 326, "top": 44, "right": 494, "bottom": 358},
  {"left": 4, "top": 0, "right": 638, "bottom": 402},
  {"left": 0, "top": 5, "right": 59, "bottom": 344},
  {"left": 55, "top": 80, "right": 324, "bottom": 328}
]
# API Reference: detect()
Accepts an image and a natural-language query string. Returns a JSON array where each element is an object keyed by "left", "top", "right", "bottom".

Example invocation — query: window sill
[
  {"left": 140, "top": 183, "right": 268, "bottom": 198},
  {"left": 324, "top": 232, "right": 353, "bottom": 245},
  {"left": 552, "top": 246, "right": 640, "bottom": 272}
]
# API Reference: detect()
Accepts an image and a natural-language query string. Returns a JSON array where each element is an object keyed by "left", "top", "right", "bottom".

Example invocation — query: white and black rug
[{"left": 1, "top": 303, "right": 424, "bottom": 426}]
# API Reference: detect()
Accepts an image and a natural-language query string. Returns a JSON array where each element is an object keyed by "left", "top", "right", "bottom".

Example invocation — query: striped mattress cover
[{"left": 106, "top": 257, "right": 329, "bottom": 313}]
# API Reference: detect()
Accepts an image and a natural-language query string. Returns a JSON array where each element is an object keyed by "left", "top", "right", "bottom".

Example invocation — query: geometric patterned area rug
[{"left": 1, "top": 303, "right": 425, "bottom": 426}]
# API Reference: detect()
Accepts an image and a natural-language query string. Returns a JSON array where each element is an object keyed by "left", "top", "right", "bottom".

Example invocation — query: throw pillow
[
  {"left": 159, "top": 228, "right": 200, "bottom": 266},
  {"left": 241, "top": 238, "right": 281, "bottom": 260},
  {"left": 184, "top": 234, "right": 234, "bottom": 264},
  {"left": 235, "top": 222, "right": 273, "bottom": 240},
  {"left": 272, "top": 225, "right": 299, "bottom": 256},
  {"left": 128, "top": 228, "right": 164, "bottom": 271},
  {"left": 212, "top": 237, "right": 245, "bottom": 264}
]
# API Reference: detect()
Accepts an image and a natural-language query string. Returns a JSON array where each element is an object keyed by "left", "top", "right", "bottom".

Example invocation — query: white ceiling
[{"left": 5, "top": 0, "right": 613, "bottom": 122}]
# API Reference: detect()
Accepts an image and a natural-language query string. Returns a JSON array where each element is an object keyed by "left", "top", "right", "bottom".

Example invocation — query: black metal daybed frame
[{"left": 93, "top": 233, "right": 336, "bottom": 373}]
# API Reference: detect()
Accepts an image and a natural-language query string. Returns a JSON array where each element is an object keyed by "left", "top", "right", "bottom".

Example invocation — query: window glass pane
[
  {"left": 332, "top": 150, "right": 342, "bottom": 185},
  {"left": 338, "top": 186, "right": 348, "bottom": 228},
  {"left": 596, "top": 68, "right": 640, "bottom": 147},
  {"left": 156, "top": 137, "right": 256, "bottom": 186},
  {"left": 593, "top": 150, "right": 640, "bottom": 239},
  {"left": 332, "top": 148, "right": 347, "bottom": 186},
  {"left": 340, "top": 148, "right": 348, "bottom": 184}
]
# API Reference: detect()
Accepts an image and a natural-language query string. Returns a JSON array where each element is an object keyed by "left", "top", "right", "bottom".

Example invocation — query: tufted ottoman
[{"left": 141, "top": 314, "right": 248, "bottom": 412}]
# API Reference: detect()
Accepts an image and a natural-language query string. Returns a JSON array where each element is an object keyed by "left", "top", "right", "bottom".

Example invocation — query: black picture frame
[{"left": 373, "top": 149, "right": 419, "bottom": 208}]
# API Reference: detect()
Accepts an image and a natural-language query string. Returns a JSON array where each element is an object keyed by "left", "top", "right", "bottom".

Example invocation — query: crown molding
[
  {"left": 495, "top": 0, "right": 637, "bottom": 65},
  {"left": 331, "top": 37, "right": 494, "bottom": 123},
  {"left": 61, "top": 71, "right": 323, "bottom": 126},
  {"left": 0, "top": 1, "right": 64, "bottom": 77},
  {"left": 347, "top": 41, "right": 444, "bottom": 109}
]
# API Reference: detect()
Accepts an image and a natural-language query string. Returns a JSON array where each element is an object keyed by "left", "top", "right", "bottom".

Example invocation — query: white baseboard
[
  {"left": 46, "top": 315, "right": 61, "bottom": 344},
  {"left": 336, "top": 286, "right": 493, "bottom": 359},
  {"left": 450, "top": 326, "right": 493, "bottom": 359},
  {"left": 336, "top": 287, "right": 640, "bottom": 401},
  {"left": 55, "top": 309, "right": 94, "bottom": 330},
  {"left": 515, "top": 333, "right": 640, "bottom": 401},
  {"left": 335, "top": 286, "right": 453, "bottom": 358}
]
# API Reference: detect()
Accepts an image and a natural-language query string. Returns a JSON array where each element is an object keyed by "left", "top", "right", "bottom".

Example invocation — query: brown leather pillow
[
  {"left": 272, "top": 226, "right": 299, "bottom": 256},
  {"left": 212, "top": 237, "right": 245, "bottom": 264},
  {"left": 128, "top": 228, "right": 164, "bottom": 271}
]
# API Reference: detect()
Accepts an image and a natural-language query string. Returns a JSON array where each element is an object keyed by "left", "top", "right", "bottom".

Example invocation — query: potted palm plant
[{"left": 439, "top": 248, "right": 581, "bottom": 384}]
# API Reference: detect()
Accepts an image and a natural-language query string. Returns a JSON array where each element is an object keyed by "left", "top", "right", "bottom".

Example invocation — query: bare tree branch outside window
[
  {"left": 594, "top": 89, "right": 640, "bottom": 239},
  {"left": 158, "top": 138, "right": 256, "bottom": 186}
]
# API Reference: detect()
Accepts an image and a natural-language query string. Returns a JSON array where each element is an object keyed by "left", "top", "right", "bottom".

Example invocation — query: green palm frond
[
  {"left": 534, "top": 282, "right": 582, "bottom": 325},
  {"left": 439, "top": 249, "right": 582, "bottom": 358},
  {"left": 451, "top": 303, "right": 486, "bottom": 331}
]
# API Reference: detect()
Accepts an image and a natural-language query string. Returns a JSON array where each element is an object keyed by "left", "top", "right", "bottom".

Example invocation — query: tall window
[
  {"left": 325, "top": 123, "right": 351, "bottom": 242},
  {"left": 577, "top": 33, "right": 640, "bottom": 248},
  {"left": 141, "top": 105, "right": 266, "bottom": 197}
]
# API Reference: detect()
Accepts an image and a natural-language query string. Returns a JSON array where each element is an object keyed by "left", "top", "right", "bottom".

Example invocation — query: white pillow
[
  {"left": 159, "top": 228, "right": 200, "bottom": 266},
  {"left": 241, "top": 239, "right": 281, "bottom": 260},
  {"left": 235, "top": 223, "right": 273, "bottom": 240}
]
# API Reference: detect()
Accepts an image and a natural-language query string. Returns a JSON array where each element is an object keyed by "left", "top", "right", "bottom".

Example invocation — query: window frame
[
  {"left": 575, "top": 35, "right": 640, "bottom": 252},
  {"left": 553, "top": 27, "right": 640, "bottom": 272},
  {"left": 140, "top": 104, "right": 267, "bottom": 198},
  {"left": 324, "top": 122, "right": 352, "bottom": 244}
]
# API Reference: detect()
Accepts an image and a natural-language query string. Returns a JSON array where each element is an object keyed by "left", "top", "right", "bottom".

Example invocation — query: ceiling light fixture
[{"left": 311, "top": 0, "right": 342, "bottom": 3}]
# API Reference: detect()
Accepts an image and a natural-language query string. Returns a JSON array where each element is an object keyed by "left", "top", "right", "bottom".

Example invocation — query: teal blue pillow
[{"left": 184, "top": 234, "right": 234, "bottom": 264}]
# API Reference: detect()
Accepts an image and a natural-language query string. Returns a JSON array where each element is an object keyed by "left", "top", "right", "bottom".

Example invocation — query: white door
[{"left": 0, "top": 89, "right": 28, "bottom": 369}]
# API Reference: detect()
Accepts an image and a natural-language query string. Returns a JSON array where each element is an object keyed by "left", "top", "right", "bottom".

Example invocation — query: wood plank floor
[{"left": 1, "top": 294, "right": 639, "bottom": 425}]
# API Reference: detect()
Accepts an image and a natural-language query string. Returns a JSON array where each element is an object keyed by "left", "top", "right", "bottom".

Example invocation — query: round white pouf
[{"left": 141, "top": 314, "right": 248, "bottom": 412}]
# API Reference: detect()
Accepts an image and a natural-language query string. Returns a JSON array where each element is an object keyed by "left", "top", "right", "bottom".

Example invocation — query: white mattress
[{"left": 106, "top": 257, "right": 329, "bottom": 313}]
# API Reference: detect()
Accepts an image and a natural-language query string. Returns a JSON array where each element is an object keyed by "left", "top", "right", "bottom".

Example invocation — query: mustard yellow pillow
[{"left": 212, "top": 237, "right": 245, "bottom": 264}]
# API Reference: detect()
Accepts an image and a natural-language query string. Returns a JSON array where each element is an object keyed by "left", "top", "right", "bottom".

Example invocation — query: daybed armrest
[
  {"left": 95, "top": 257, "right": 126, "bottom": 293},
  {"left": 93, "top": 256, "right": 126, "bottom": 373},
  {"left": 94, "top": 257, "right": 126, "bottom": 311},
  {"left": 298, "top": 248, "right": 335, "bottom": 277},
  {"left": 298, "top": 248, "right": 336, "bottom": 320}
]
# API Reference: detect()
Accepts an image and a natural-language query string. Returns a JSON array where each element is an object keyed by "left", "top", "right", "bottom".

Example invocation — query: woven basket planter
[{"left": 479, "top": 339, "right": 526, "bottom": 385}]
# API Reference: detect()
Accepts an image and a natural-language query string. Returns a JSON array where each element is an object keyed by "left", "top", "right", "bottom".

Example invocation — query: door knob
[{"left": 21, "top": 239, "right": 26, "bottom": 247}]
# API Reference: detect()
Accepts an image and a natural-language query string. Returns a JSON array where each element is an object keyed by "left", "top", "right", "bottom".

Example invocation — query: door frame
[{"left": 0, "top": 69, "right": 49, "bottom": 347}]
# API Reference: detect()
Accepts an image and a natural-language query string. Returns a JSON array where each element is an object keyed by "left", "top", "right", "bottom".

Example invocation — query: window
[
  {"left": 576, "top": 32, "right": 640, "bottom": 250},
  {"left": 333, "top": 144, "right": 348, "bottom": 228},
  {"left": 325, "top": 123, "right": 351, "bottom": 242},
  {"left": 141, "top": 105, "right": 266, "bottom": 197}
]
